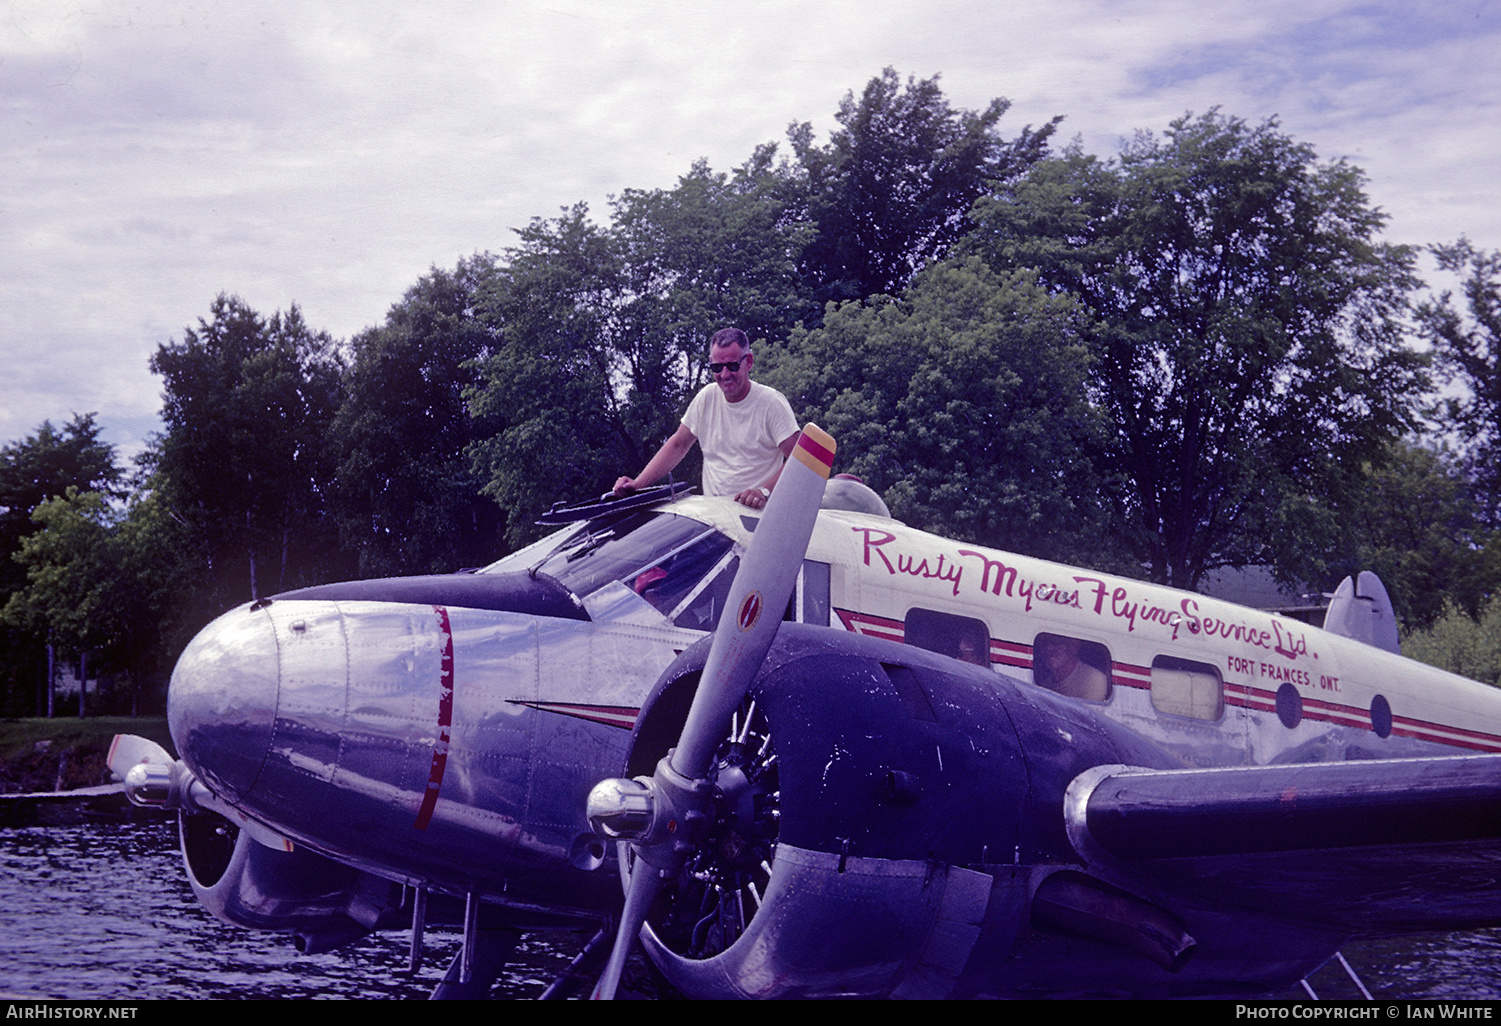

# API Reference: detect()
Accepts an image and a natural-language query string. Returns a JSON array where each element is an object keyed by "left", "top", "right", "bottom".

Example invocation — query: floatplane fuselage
[{"left": 115, "top": 478, "right": 1501, "bottom": 998}]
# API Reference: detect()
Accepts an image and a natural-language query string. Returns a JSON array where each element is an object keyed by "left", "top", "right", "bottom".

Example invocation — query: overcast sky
[{"left": 3, "top": 0, "right": 1498, "bottom": 463}]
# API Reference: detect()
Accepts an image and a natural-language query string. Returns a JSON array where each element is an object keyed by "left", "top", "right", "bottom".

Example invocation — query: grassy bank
[{"left": 0, "top": 716, "right": 173, "bottom": 793}]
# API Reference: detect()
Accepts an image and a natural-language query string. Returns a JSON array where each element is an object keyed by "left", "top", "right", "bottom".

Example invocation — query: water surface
[
  {"left": 2, "top": 820, "right": 1496, "bottom": 1000},
  {"left": 0, "top": 820, "right": 573, "bottom": 999}
]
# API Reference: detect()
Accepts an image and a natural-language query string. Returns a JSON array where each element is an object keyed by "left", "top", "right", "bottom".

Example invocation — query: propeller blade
[
  {"left": 591, "top": 860, "right": 662, "bottom": 999},
  {"left": 587, "top": 424, "right": 836, "bottom": 1000},
  {"left": 671, "top": 423, "right": 836, "bottom": 779},
  {"left": 107, "top": 734, "right": 172, "bottom": 778}
]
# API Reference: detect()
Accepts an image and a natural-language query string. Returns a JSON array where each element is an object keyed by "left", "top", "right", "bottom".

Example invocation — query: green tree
[
  {"left": 1336, "top": 440, "right": 1499, "bottom": 631},
  {"left": 0, "top": 414, "right": 121, "bottom": 715},
  {"left": 1403, "top": 596, "right": 1501, "bottom": 688},
  {"left": 790, "top": 67, "right": 1059, "bottom": 310},
  {"left": 469, "top": 153, "right": 813, "bottom": 546},
  {"left": 467, "top": 206, "right": 629, "bottom": 548},
  {"left": 149, "top": 294, "right": 346, "bottom": 605},
  {"left": 966, "top": 112, "right": 1428, "bottom": 589},
  {"left": 611, "top": 148, "right": 812, "bottom": 360},
  {"left": 109, "top": 482, "right": 205, "bottom": 699},
  {"left": 0, "top": 414, "right": 121, "bottom": 595},
  {"left": 2, "top": 484, "right": 199, "bottom": 714},
  {"left": 759, "top": 257, "right": 1118, "bottom": 566},
  {"left": 336, "top": 257, "right": 506, "bottom": 576},
  {"left": 1417, "top": 239, "right": 1501, "bottom": 523},
  {"left": 3, "top": 488, "right": 121, "bottom": 658}
]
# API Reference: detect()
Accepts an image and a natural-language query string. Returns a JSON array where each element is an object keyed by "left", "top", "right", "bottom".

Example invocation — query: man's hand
[
  {"left": 735, "top": 485, "right": 771, "bottom": 510},
  {"left": 615, "top": 425, "right": 696, "bottom": 498}
]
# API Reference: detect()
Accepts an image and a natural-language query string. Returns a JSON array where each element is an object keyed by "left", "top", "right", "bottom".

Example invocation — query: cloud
[{"left": 1, "top": 0, "right": 1498, "bottom": 462}]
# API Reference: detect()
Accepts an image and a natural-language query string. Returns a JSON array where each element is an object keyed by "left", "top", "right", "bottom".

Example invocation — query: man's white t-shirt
[{"left": 681, "top": 382, "right": 799, "bottom": 497}]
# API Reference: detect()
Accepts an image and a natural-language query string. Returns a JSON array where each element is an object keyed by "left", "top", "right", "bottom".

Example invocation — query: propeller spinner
[{"left": 586, "top": 424, "right": 836, "bottom": 999}]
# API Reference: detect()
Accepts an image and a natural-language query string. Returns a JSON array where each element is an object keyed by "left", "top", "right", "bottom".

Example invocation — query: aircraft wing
[{"left": 1068, "top": 755, "right": 1501, "bottom": 932}]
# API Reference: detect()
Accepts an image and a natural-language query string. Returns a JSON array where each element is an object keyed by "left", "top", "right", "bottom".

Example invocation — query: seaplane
[{"left": 110, "top": 425, "right": 1501, "bottom": 998}]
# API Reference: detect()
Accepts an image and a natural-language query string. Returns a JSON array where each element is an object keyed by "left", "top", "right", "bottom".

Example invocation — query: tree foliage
[
  {"left": 0, "top": 414, "right": 121, "bottom": 595},
  {"left": 967, "top": 111, "right": 1428, "bottom": 589},
  {"left": 467, "top": 206, "right": 632, "bottom": 548},
  {"left": 149, "top": 294, "right": 345, "bottom": 604},
  {"left": 1, "top": 483, "right": 200, "bottom": 709},
  {"left": 107, "top": 483, "right": 205, "bottom": 685},
  {"left": 1335, "top": 440, "right": 1499, "bottom": 630},
  {"left": 790, "top": 67, "right": 1060, "bottom": 310},
  {"left": 613, "top": 148, "right": 812, "bottom": 357},
  {"left": 1418, "top": 239, "right": 1501, "bottom": 524},
  {"left": 0, "top": 414, "right": 122, "bottom": 714},
  {"left": 759, "top": 257, "right": 1118, "bottom": 566},
  {"left": 469, "top": 154, "right": 811, "bottom": 546},
  {"left": 3, "top": 489, "right": 121, "bottom": 655},
  {"left": 1404, "top": 595, "right": 1501, "bottom": 687},
  {"left": 335, "top": 256, "right": 505, "bottom": 576}
]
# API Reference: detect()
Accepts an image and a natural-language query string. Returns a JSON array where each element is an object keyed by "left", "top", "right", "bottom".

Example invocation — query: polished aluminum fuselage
[
  {"left": 171, "top": 591, "right": 701, "bottom": 917},
  {"left": 168, "top": 494, "right": 1501, "bottom": 933}
]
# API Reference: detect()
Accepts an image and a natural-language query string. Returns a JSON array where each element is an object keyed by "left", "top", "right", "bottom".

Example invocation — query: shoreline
[{"left": 0, "top": 715, "right": 172, "bottom": 795}]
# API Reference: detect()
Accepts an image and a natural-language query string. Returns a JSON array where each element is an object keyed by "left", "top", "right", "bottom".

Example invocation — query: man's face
[
  {"left": 709, "top": 343, "right": 752, "bottom": 403},
  {"left": 1038, "top": 635, "right": 1081, "bottom": 679}
]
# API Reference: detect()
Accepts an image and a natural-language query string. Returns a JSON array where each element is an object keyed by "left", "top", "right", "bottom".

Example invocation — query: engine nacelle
[
  {"left": 180, "top": 812, "right": 406, "bottom": 953},
  {"left": 621, "top": 624, "right": 1334, "bottom": 998}
]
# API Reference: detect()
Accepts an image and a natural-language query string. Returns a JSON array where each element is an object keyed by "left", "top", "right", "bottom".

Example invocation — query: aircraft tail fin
[{"left": 1323, "top": 571, "right": 1401, "bottom": 655}]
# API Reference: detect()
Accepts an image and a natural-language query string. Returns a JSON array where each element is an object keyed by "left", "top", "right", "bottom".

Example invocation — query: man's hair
[{"left": 709, "top": 327, "right": 750, "bottom": 355}]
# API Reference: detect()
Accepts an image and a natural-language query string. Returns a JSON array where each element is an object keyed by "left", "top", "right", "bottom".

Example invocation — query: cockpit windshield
[{"left": 478, "top": 512, "right": 735, "bottom": 621}]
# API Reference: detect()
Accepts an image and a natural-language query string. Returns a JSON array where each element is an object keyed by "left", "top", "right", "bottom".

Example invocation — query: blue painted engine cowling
[{"left": 623, "top": 624, "right": 1181, "bottom": 999}]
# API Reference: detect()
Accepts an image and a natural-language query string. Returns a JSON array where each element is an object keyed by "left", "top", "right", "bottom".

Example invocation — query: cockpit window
[
  {"left": 671, "top": 554, "right": 740, "bottom": 631},
  {"left": 481, "top": 512, "right": 733, "bottom": 611},
  {"left": 630, "top": 532, "right": 735, "bottom": 619},
  {"left": 477, "top": 522, "right": 583, "bottom": 576}
]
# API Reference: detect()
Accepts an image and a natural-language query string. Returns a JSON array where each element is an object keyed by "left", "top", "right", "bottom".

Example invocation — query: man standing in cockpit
[{"left": 614, "top": 327, "right": 799, "bottom": 511}]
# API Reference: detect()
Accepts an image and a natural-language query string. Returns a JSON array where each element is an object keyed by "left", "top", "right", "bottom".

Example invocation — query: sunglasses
[{"left": 709, "top": 360, "right": 744, "bottom": 374}]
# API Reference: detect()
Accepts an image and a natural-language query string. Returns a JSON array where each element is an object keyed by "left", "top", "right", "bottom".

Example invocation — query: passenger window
[
  {"left": 905, "top": 608, "right": 992, "bottom": 666},
  {"left": 1150, "top": 655, "right": 1224, "bottom": 720},
  {"left": 1031, "top": 633, "right": 1111, "bottom": 701}
]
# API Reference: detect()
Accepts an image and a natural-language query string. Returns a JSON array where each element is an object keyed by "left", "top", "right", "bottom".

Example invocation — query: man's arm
[
  {"left": 614, "top": 423, "right": 697, "bottom": 495},
  {"left": 733, "top": 431, "right": 800, "bottom": 510}
]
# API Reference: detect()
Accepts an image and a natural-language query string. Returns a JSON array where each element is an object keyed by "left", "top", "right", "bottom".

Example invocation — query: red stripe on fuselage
[
  {"left": 414, "top": 606, "right": 455, "bottom": 830},
  {"left": 828, "top": 606, "right": 1501, "bottom": 753},
  {"left": 508, "top": 701, "right": 641, "bottom": 730}
]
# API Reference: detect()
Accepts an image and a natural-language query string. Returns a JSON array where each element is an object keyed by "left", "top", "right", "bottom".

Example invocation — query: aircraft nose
[{"left": 168, "top": 603, "right": 280, "bottom": 805}]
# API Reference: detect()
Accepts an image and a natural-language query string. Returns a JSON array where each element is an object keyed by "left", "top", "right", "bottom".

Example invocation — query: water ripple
[{"left": 2, "top": 820, "right": 1497, "bottom": 1000}]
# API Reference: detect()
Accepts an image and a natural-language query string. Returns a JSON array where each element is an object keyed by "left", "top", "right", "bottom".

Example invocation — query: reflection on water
[
  {"left": 1295, "top": 930, "right": 1501, "bottom": 1001},
  {"left": 2, "top": 820, "right": 1497, "bottom": 1000},
  {"left": 0, "top": 820, "right": 574, "bottom": 1000}
]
